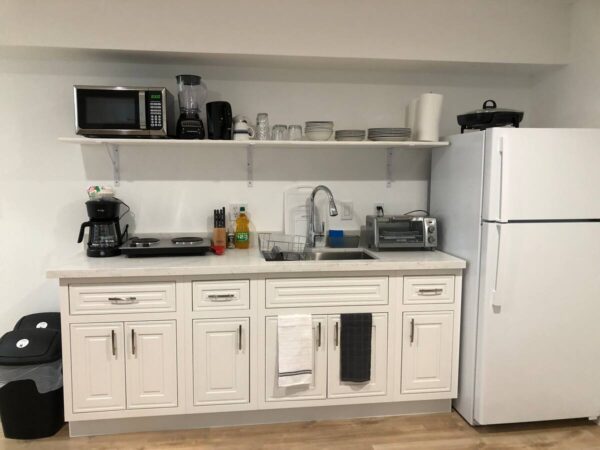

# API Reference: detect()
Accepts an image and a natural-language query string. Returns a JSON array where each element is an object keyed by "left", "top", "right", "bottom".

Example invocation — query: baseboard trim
[{"left": 69, "top": 400, "right": 451, "bottom": 437}]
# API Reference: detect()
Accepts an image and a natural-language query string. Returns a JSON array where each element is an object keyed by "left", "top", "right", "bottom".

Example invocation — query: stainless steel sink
[{"left": 262, "top": 250, "right": 376, "bottom": 262}]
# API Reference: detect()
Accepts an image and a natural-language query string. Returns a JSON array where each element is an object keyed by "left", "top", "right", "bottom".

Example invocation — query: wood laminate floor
[{"left": 2, "top": 411, "right": 600, "bottom": 450}]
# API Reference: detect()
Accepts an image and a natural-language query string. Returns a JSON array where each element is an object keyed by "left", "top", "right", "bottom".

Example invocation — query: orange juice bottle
[{"left": 234, "top": 207, "right": 250, "bottom": 249}]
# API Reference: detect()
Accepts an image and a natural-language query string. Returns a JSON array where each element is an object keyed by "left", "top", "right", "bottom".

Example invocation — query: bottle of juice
[{"left": 235, "top": 207, "right": 250, "bottom": 249}]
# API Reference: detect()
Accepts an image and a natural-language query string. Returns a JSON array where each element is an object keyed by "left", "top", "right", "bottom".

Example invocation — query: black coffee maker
[{"left": 77, "top": 198, "right": 128, "bottom": 257}]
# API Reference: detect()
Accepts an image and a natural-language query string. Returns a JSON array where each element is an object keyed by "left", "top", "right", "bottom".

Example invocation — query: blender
[{"left": 175, "top": 74, "right": 207, "bottom": 139}]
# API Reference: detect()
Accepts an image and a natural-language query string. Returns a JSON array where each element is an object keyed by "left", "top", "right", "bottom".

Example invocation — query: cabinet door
[
  {"left": 125, "top": 321, "right": 178, "bottom": 409},
  {"left": 70, "top": 323, "right": 125, "bottom": 413},
  {"left": 265, "top": 315, "right": 327, "bottom": 402},
  {"left": 401, "top": 312, "right": 453, "bottom": 394},
  {"left": 193, "top": 318, "right": 250, "bottom": 406},
  {"left": 328, "top": 313, "right": 388, "bottom": 398}
]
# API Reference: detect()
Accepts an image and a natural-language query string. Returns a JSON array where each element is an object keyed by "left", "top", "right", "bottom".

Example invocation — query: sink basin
[{"left": 262, "top": 250, "right": 376, "bottom": 262}]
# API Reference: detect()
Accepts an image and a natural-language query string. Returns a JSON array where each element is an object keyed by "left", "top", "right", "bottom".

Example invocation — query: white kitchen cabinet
[
  {"left": 125, "top": 321, "right": 178, "bottom": 409},
  {"left": 70, "top": 323, "right": 126, "bottom": 413},
  {"left": 328, "top": 314, "right": 388, "bottom": 398},
  {"left": 401, "top": 312, "right": 454, "bottom": 394},
  {"left": 193, "top": 318, "right": 250, "bottom": 406},
  {"left": 265, "top": 315, "right": 328, "bottom": 402}
]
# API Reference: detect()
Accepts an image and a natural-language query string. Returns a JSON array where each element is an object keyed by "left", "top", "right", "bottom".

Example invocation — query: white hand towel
[{"left": 277, "top": 314, "right": 313, "bottom": 387}]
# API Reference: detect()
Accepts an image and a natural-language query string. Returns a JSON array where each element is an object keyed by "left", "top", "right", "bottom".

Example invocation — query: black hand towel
[{"left": 340, "top": 313, "right": 372, "bottom": 382}]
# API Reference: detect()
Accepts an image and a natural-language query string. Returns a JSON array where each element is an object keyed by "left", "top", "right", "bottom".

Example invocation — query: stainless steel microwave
[
  {"left": 366, "top": 215, "right": 438, "bottom": 250},
  {"left": 74, "top": 86, "right": 174, "bottom": 137}
]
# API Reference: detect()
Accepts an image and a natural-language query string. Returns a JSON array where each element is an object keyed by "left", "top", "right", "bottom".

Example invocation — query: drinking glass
[
  {"left": 288, "top": 125, "right": 302, "bottom": 141},
  {"left": 255, "top": 113, "right": 270, "bottom": 140},
  {"left": 272, "top": 124, "right": 288, "bottom": 141}
]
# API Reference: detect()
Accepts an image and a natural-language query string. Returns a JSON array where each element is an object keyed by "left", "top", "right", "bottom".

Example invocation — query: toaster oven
[{"left": 366, "top": 215, "right": 437, "bottom": 250}]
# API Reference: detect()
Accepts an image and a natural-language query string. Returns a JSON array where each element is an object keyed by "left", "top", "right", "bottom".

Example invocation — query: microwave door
[{"left": 75, "top": 88, "right": 145, "bottom": 136}]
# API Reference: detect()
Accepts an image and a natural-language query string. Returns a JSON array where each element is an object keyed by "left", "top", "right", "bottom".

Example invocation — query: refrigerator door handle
[
  {"left": 491, "top": 224, "right": 503, "bottom": 308},
  {"left": 497, "top": 137, "right": 505, "bottom": 222}
]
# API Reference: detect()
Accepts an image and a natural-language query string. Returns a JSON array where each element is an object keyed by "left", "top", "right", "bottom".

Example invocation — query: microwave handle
[{"left": 139, "top": 91, "right": 146, "bottom": 129}]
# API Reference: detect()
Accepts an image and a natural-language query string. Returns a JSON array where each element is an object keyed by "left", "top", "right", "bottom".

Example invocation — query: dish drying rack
[{"left": 258, "top": 233, "right": 307, "bottom": 253}]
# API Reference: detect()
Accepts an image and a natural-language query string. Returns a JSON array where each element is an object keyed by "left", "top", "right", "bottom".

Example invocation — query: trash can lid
[
  {"left": 0, "top": 329, "right": 61, "bottom": 365},
  {"left": 14, "top": 312, "right": 61, "bottom": 332}
]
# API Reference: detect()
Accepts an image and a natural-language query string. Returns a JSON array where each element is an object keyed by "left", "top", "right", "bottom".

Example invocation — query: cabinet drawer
[
  {"left": 69, "top": 282, "right": 176, "bottom": 315},
  {"left": 403, "top": 276, "right": 455, "bottom": 304},
  {"left": 192, "top": 280, "right": 250, "bottom": 311},
  {"left": 266, "top": 277, "right": 388, "bottom": 308}
]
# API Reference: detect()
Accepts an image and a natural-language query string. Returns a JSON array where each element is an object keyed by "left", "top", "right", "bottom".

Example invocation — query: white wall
[
  {"left": 0, "top": 0, "right": 570, "bottom": 65},
  {"left": 531, "top": 0, "right": 600, "bottom": 127},
  {"left": 0, "top": 48, "right": 533, "bottom": 332}
]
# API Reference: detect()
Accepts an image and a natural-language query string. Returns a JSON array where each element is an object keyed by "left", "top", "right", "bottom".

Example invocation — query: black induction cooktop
[{"left": 120, "top": 233, "right": 211, "bottom": 257}]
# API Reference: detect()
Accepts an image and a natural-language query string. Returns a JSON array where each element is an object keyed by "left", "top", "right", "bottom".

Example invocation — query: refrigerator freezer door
[
  {"left": 482, "top": 128, "right": 600, "bottom": 222},
  {"left": 474, "top": 221, "right": 600, "bottom": 424}
]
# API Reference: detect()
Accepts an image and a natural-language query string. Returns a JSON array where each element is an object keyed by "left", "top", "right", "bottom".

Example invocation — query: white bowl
[{"left": 305, "top": 130, "right": 333, "bottom": 141}]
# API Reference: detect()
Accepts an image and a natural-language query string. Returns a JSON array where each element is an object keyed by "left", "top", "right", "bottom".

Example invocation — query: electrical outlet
[
  {"left": 228, "top": 203, "right": 248, "bottom": 222},
  {"left": 374, "top": 203, "right": 385, "bottom": 216},
  {"left": 340, "top": 201, "right": 354, "bottom": 220}
]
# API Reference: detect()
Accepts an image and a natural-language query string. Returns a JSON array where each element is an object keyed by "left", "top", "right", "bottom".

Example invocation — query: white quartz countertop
[{"left": 46, "top": 247, "right": 466, "bottom": 279}]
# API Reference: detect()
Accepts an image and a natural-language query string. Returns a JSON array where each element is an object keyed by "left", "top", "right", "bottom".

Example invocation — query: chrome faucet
[{"left": 306, "top": 185, "right": 338, "bottom": 248}]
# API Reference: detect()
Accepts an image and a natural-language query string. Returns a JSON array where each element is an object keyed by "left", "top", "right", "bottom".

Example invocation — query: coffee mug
[
  {"left": 206, "top": 101, "right": 233, "bottom": 140},
  {"left": 233, "top": 122, "right": 255, "bottom": 141}
]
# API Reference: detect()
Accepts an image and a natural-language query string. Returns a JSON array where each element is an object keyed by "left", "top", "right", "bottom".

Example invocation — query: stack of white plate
[
  {"left": 305, "top": 121, "right": 334, "bottom": 141},
  {"left": 367, "top": 128, "right": 411, "bottom": 141},
  {"left": 335, "top": 129, "right": 366, "bottom": 141}
]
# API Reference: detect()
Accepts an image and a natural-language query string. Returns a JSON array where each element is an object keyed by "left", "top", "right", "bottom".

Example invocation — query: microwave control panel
[{"left": 147, "top": 91, "right": 164, "bottom": 129}]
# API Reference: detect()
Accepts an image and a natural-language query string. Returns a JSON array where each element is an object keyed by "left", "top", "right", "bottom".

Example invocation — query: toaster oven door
[
  {"left": 75, "top": 87, "right": 147, "bottom": 136},
  {"left": 377, "top": 220, "right": 425, "bottom": 248}
]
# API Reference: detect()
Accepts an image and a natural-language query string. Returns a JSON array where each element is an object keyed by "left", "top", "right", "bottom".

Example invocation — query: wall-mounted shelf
[{"left": 58, "top": 137, "right": 449, "bottom": 187}]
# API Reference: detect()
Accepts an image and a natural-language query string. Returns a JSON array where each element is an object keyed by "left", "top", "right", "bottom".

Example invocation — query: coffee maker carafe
[
  {"left": 77, "top": 198, "right": 128, "bottom": 257},
  {"left": 175, "top": 74, "right": 207, "bottom": 139}
]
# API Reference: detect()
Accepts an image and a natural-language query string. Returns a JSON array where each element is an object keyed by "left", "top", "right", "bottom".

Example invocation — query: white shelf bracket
[
  {"left": 246, "top": 145, "right": 254, "bottom": 187},
  {"left": 105, "top": 143, "right": 120, "bottom": 186},
  {"left": 386, "top": 148, "right": 393, "bottom": 188}
]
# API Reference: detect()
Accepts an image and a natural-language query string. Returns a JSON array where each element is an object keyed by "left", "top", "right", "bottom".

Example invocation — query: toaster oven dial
[
  {"left": 428, "top": 226, "right": 435, "bottom": 233},
  {"left": 428, "top": 236, "right": 436, "bottom": 243}
]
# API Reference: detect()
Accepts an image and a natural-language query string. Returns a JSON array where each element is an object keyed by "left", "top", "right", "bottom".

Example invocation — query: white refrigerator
[{"left": 430, "top": 128, "right": 600, "bottom": 425}]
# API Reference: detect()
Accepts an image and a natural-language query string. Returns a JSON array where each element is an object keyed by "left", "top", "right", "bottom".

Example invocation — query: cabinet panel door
[
  {"left": 401, "top": 312, "right": 453, "bottom": 394},
  {"left": 125, "top": 321, "right": 178, "bottom": 409},
  {"left": 265, "top": 315, "right": 327, "bottom": 402},
  {"left": 193, "top": 318, "right": 250, "bottom": 406},
  {"left": 328, "top": 313, "right": 388, "bottom": 398},
  {"left": 70, "top": 323, "right": 125, "bottom": 413}
]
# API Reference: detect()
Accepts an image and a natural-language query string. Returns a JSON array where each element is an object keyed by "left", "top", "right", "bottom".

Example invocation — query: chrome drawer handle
[
  {"left": 417, "top": 288, "right": 443, "bottom": 296},
  {"left": 207, "top": 294, "right": 236, "bottom": 302},
  {"left": 108, "top": 296, "right": 138, "bottom": 304}
]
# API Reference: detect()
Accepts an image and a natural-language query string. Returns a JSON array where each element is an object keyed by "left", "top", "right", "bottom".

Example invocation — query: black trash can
[{"left": 0, "top": 328, "right": 64, "bottom": 439}]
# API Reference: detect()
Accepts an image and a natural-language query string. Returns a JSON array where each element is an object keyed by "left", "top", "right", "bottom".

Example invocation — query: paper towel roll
[
  {"left": 415, "top": 93, "right": 443, "bottom": 142},
  {"left": 405, "top": 98, "right": 419, "bottom": 139}
]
